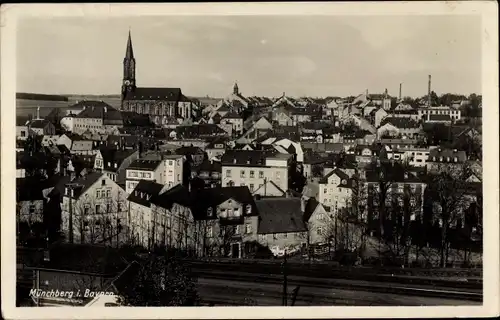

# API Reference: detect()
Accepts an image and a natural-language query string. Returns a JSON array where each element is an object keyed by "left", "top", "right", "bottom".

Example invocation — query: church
[{"left": 120, "top": 31, "right": 194, "bottom": 126}]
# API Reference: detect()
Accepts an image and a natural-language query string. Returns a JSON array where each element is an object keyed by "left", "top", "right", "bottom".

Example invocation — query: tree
[
  {"left": 428, "top": 163, "right": 472, "bottom": 267},
  {"left": 117, "top": 254, "right": 200, "bottom": 306}
]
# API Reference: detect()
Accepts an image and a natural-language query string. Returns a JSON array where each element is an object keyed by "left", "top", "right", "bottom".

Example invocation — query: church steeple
[
  {"left": 233, "top": 82, "right": 239, "bottom": 95},
  {"left": 125, "top": 29, "right": 134, "bottom": 60},
  {"left": 122, "top": 29, "right": 136, "bottom": 99}
]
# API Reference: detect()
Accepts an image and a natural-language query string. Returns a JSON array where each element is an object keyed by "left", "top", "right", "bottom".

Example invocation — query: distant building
[{"left": 120, "top": 31, "right": 194, "bottom": 125}]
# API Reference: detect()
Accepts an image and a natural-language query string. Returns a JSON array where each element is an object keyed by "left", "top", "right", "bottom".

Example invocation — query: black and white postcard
[{"left": 1, "top": 2, "right": 498, "bottom": 319}]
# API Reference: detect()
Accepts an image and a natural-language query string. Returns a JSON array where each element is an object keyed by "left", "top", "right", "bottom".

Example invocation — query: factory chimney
[
  {"left": 399, "top": 83, "right": 402, "bottom": 100},
  {"left": 37, "top": 106, "right": 40, "bottom": 120},
  {"left": 428, "top": 75, "right": 432, "bottom": 107}
]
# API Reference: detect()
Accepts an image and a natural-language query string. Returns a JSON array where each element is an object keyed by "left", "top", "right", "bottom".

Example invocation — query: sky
[{"left": 16, "top": 15, "right": 482, "bottom": 98}]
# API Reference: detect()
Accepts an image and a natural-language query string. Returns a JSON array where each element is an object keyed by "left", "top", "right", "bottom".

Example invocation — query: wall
[
  {"left": 222, "top": 165, "right": 289, "bottom": 193},
  {"left": 18, "top": 200, "right": 44, "bottom": 224}
]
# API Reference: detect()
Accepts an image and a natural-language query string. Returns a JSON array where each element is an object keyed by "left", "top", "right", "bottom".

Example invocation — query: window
[
  {"left": 245, "top": 224, "right": 252, "bottom": 234},
  {"left": 101, "top": 179, "right": 106, "bottom": 186},
  {"left": 169, "top": 160, "right": 173, "bottom": 166},
  {"left": 235, "top": 225, "right": 240, "bottom": 234},
  {"left": 177, "top": 174, "right": 180, "bottom": 182},
  {"left": 96, "top": 190, "right": 101, "bottom": 198},
  {"left": 106, "top": 190, "right": 111, "bottom": 198},
  {"left": 246, "top": 205, "right": 252, "bottom": 214},
  {"left": 207, "top": 207, "right": 213, "bottom": 217},
  {"left": 84, "top": 205, "right": 90, "bottom": 215},
  {"left": 273, "top": 233, "right": 277, "bottom": 240},
  {"left": 29, "top": 204, "right": 36, "bottom": 214},
  {"left": 249, "top": 184, "right": 254, "bottom": 192},
  {"left": 259, "top": 171, "right": 264, "bottom": 178},
  {"left": 454, "top": 157, "right": 458, "bottom": 162},
  {"left": 168, "top": 170, "right": 173, "bottom": 176},
  {"left": 207, "top": 226, "right": 213, "bottom": 237},
  {"left": 323, "top": 188, "right": 327, "bottom": 194},
  {"left": 250, "top": 171, "right": 255, "bottom": 178},
  {"left": 95, "top": 204, "right": 100, "bottom": 213},
  {"left": 226, "top": 170, "right": 232, "bottom": 178},
  {"left": 240, "top": 170, "right": 245, "bottom": 178},
  {"left": 220, "top": 209, "right": 227, "bottom": 218}
]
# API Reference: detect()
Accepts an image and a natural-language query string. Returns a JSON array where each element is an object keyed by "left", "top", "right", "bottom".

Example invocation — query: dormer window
[
  {"left": 108, "top": 162, "right": 111, "bottom": 167},
  {"left": 65, "top": 187, "right": 69, "bottom": 195},
  {"left": 454, "top": 157, "right": 458, "bottom": 162},
  {"left": 246, "top": 204, "right": 252, "bottom": 214},
  {"left": 114, "top": 163, "right": 117, "bottom": 169},
  {"left": 207, "top": 207, "right": 213, "bottom": 217},
  {"left": 342, "top": 179, "right": 347, "bottom": 185},
  {"left": 439, "top": 157, "right": 443, "bottom": 162}
]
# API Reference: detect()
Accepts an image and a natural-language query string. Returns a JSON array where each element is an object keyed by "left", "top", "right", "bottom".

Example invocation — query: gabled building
[
  {"left": 60, "top": 172, "right": 128, "bottom": 245},
  {"left": 191, "top": 186, "right": 259, "bottom": 258},
  {"left": 221, "top": 150, "right": 292, "bottom": 193},
  {"left": 94, "top": 148, "right": 139, "bottom": 183},
  {"left": 378, "top": 117, "right": 422, "bottom": 139},
  {"left": 125, "top": 159, "right": 164, "bottom": 194},
  {"left": 28, "top": 119, "right": 56, "bottom": 136},
  {"left": 426, "top": 147, "right": 467, "bottom": 172},
  {"left": 318, "top": 168, "right": 355, "bottom": 213},
  {"left": 256, "top": 198, "right": 308, "bottom": 252},
  {"left": 57, "top": 133, "right": 95, "bottom": 155}
]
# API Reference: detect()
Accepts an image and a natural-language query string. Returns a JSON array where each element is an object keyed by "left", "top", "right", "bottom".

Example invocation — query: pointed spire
[
  {"left": 233, "top": 81, "right": 239, "bottom": 95},
  {"left": 125, "top": 29, "right": 134, "bottom": 60}
]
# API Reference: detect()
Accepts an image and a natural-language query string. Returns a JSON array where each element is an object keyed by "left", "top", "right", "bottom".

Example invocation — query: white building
[
  {"left": 318, "top": 168, "right": 354, "bottom": 213},
  {"left": 60, "top": 172, "right": 128, "bottom": 245},
  {"left": 125, "top": 159, "right": 164, "bottom": 194},
  {"left": 221, "top": 150, "right": 292, "bottom": 194},
  {"left": 418, "top": 105, "right": 461, "bottom": 122}
]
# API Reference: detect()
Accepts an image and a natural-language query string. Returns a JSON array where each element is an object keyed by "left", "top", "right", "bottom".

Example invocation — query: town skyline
[{"left": 16, "top": 15, "right": 482, "bottom": 99}]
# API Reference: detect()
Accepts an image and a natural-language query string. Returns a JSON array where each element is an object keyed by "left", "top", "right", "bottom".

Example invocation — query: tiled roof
[
  {"left": 380, "top": 117, "right": 421, "bottom": 129},
  {"left": 64, "top": 172, "right": 106, "bottom": 199},
  {"left": 127, "top": 159, "right": 162, "bottom": 171},
  {"left": 196, "top": 159, "right": 222, "bottom": 173},
  {"left": 152, "top": 184, "right": 192, "bottom": 210},
  {"left": 100, "top": 148, "right": 137, "bottom": 172},
  {"left": 127, "top": 180, "right": 163, "bottom": 207},
  {"left": 29, "top": 119, "right": 53, "bottom": 128},
  {"left": 256, "top": 198, "right": 308, "bottom": 234},
  {"left": 73, "top": 101, "right": 122, "bottom": 122},
  {"left": 303, "top": 197, "right": 320, "bottom": 222},
  {"left": 175, "top": 124, "right": 227, "bottom": 139},
  {"left": 365, "top": 162, "right": 422, "bottom": 183},
  {"left": 123, "top": 87, "right": 186, "bottom": 102},
  {"left": 319, "top": 168, "right": 350, "bottom": 184},
  {"left": 221, "top": 149, "right": 275, "bottom": 167},
  {"left": 191, "top": 186, "right": 257, "bottom": 220},
  {"left": 176, "top": 146, "right": 205, "bottom": 156},
  {"left": 252, "top": 180, "right": 286, "bottom": 196},
  {"left": 120, "top": 111, "right": 154, "bottom": 127},
  {"left": 428, "top": 148, "right": 467, "bottom": 162}
]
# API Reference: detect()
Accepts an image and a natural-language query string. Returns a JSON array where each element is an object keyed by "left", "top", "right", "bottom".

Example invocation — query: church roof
[
  {"left": 123, "top": 87, "right": 191, "bottom": 102},
  {"left": 125, "top": 30, "right": 134, "bottom": 60}
]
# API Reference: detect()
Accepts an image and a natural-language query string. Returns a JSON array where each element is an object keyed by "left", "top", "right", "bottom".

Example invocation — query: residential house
[
  {"left": 94, "top": 148, "right": 139, "bottom": 183},
  {"left": 378, "top": 138, "right": 420, "bottom": 150},
  {"left": 220, "top": 111, "right": 244, "bottom": 136},
  {"left": 387, "top": 147, "right": 431, "bottom": 167},
  {"left": 191, "top": 186, "right": 259, "bottom": 258},
  {"left": 60, "top": 172, "right": 128, "bottom": 245},
  {"left": 16, "top": 177, "right": 46, "bottom": 226},
  {"left": 57, "top": 133, "right": 95, "bottom": 155},
  {"left": 140, "top": 152, "right": 185, "bottom": 190},
  {"left": 221, "top": 150, "right": 292, "bottom": 194},
  {"left": 204, "top": 138, "right": 227, "bottom": 160},
  {"left": 28, "top": 119, "right": 56, "bottom": 136},
  {"left": 302, "top": 197, "right": 330, "bottom": 245},
  {"left": 16, "top": 117, "right": 32, "bottom": 140},
  {"left": 374, "top": 108, "right": 389, "bottom": 127},
  {"left": 378, "top": 117, "right": 422, "bottom": 139},
  {"left": 364, "top": 162, "right": 427, "bottom": 231},
  {"left": 125, "top": 159, "right": 164, "bottom": 194},
  {"left": 256, "top": 198, "right": 308, "bottom": 252},
  {"left": 388, "top": 109, "right": 420, "bottom": 121},
  {"left": 41, "top": 135, "right": 61, "bottom": 147},
  {"left": 318, "top": 168, "right": 355, "bottom": 213},
  {"left": 176, "top": 146, "right": 205, "bottom": 166},
  {"left": 191, "top": 159, "right": 222, "bottom": 189},
  {"left": 426, "top": 148, "right": 468, "bottom": 172}
]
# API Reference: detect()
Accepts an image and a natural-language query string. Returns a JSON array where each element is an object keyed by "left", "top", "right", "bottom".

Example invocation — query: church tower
[
  {"left": 122, "top": 30, "right": 136, "bottom": 100},
  {"left": 233, "top": 82, "right": 239, "bottom": 95}
]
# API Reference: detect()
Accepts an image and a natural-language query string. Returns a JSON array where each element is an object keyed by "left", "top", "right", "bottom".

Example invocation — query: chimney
[
  {"left": 399, "top": 83, "right": 402, "bottom": 100},
  {"left": 428, "top": 75, "right": 432, "bottom": 107},
  {"left": 37, "top": 106, "right": 40, "bottom": 120}
]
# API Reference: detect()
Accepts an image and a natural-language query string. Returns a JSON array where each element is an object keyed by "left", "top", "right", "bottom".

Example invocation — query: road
[{"left": 196, "top": 277, "right": 481, "bottom": 306}]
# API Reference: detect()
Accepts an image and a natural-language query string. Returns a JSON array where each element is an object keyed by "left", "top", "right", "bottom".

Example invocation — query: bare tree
[{"left": 428, "top": 163, "right": 472, "bottom": 267}]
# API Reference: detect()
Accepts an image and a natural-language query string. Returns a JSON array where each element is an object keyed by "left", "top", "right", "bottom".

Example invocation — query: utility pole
[
  {"left": 282, "top": 249, "right": 288, "bottom": 306},
  {"left": 68, "top": 186, "right": 74, "bottom": 244}
]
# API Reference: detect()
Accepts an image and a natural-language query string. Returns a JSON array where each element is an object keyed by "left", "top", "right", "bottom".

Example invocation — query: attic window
[
  {"left": 342, "top": 179, "right": 347, "bottom": 185},
  {"left": 114, "top": 163, "right": 117, "bottom": 169},
  {"left": 246, "top": 204, "right": 252, "bottom": 214},
  {"left": 102, "top": 179, "right": 106, "bottom": 186},
  {"left": 146, "top": 194, "right": 151, "bottom": 200},
  {"left": 454, "top": 157, "right": 458, "bottom": 162},
  {"left": 207, "top": 207, "right": 213, "bottom": 217}
]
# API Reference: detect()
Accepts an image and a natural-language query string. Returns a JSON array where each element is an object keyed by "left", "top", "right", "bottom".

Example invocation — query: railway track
[{"left": 194, "top": 270, "right": 483, "bottom": 302}]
